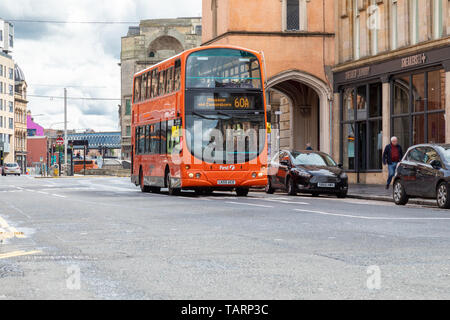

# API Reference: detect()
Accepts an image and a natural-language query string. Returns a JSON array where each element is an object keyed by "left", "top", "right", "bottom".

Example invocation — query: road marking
[
  {"left": 226, "top": 201, "right": 273, "bottom": 208},
  {"left": 0, "top": 250, "right": 42, "bottom": 259},
  {"left": 293, "top": 209, "right": 450, "bottom": 220},
  {"left": 52, "top": 194, "right": 66, "bottom": 198},
  {"left": 261, "top": 198, "right": 309, "bottom": 205}
]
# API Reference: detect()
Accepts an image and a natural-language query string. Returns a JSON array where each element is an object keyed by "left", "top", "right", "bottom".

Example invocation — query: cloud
[{"left": 1, "top": 0, "right": 202, "bottom": 131}]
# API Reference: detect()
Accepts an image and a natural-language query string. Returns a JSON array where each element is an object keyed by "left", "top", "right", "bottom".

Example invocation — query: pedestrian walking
[
  {"left": 306, "top": 143, "right": 313, "bottom": 151},
  {"left": 383, "top": 136, "right": 403, "bottom": 189}
]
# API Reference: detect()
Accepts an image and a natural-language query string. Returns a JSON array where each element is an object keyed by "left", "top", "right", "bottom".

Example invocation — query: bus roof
[{"left": 133, "top": 45, "right": 263, "bottom": 78}]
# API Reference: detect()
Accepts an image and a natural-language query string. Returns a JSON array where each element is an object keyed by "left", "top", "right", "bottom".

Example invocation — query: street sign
[{"left": 56, "top": 137, "right": 64, "bottom": 145}]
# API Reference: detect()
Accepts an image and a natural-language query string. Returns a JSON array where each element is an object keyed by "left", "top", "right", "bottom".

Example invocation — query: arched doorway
[
  {"left": 267, "top": 70, "right": 332, "bottom": 154},
  {"left": 148, "top": 36, "right": 184, "bottom": 61}
]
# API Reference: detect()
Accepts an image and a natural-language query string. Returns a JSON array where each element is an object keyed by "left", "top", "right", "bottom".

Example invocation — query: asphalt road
[{"left": 1, "top": 175, "right": 450, "bottom": 299}]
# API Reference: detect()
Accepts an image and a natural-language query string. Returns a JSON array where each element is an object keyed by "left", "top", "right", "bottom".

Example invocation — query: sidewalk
[{"left": 348, "top": 184, "right": 436, "bottom": 206}]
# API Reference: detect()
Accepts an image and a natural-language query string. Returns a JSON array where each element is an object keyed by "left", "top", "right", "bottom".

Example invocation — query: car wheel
[
  {"left": 236, "top": 188, "right": 249, "bottom": 197},
  {"left": 287, "top": 177, "right": 297, "bottom": 196},
  {"left": 166, "top": 171, "right": 180, "bottom": 196},
  {"left": 436, "top": 182, "right": 450, "bottom": 209},
  {"left": 265, "top": 179, "right": 275, "bottom": 194},
  {"left": 393, "top": 180, "right": 408, "bottom": 205},
  {"left": 337, "top": 191, "right": 347, "bottom": 199},
  {"left": 195, "top": 188, "right": 204, "bottom": 196}
]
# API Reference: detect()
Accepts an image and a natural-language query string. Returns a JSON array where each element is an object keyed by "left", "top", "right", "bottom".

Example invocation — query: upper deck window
[{"left": 186, "top": 49, "right": 262, "bottom": 90}]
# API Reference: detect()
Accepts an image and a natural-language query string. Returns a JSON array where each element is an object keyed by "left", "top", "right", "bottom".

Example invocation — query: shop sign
[
  {"left": 345, "top": 67, "right": 371, "bottom": 80},
  {"left": 401, "top": 53, "right": 427, "bottom": 68}
]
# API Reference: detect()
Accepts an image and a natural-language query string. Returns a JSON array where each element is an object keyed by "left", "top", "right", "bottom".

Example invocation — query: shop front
[{"left": 334, "top": 45, "right": 450, "bottom": 184}]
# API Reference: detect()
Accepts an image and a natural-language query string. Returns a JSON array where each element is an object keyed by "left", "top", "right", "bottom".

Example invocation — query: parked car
[
  {"left": 266, "top": 150, "right": 348, "bottom": 198},
  {"left": 2, "top": 163, "right": 21, "bottom": 176},
  {"left": 393, "top": 144, "right": 450, "bottom": 209}
]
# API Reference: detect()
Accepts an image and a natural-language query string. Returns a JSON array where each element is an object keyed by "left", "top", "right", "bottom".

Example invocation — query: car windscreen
[
  {"left": 291, "top": 152, "right": 337, "bottom": 167},
  {"left": 6, "top": 163, "right": 18, "bottom": 167}
]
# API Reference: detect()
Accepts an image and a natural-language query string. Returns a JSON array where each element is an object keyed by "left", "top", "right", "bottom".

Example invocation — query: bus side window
[
  {"left": 135, "top": 127, "right": 139, "bottom": 155},
  {"left": 166, "top": 67, "right": 173, "bottom": 94},
  {"left": 146, "top": 72, "right": 152, "bottom": 99},
  {"left": 152, "top": 122, "right": 161, "bottom": 154},
  {"left": 160, "top": 121, "right": 167, "bottom": 154},
  {"left": 141, "top": 73, "right": 147, "bottom": 101},
  {"left": 159, "top": 70, "right": 166, "bottom": 96},
  {"left": 140, "top": 126, "right": 145, "bottom": 155},
  {"left": 145, "top": 125, "right": 150, "bottom": 154},
  {"left": 152, "top": 70, "right": 158, "bottom": 98},
  {"left": 174, "top": 61, "right": 181, "bottom": 92},
  {"left": 134, "top": 77, "right": 141, "bottom": 103}
]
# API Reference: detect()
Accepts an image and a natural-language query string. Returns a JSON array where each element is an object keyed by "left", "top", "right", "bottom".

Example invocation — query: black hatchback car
[
  {"left": 393, "top": 144, "right": 450, "bottom": 208},
  {"left": 265, "top": 150, "right": 348, "bottom": 197}
]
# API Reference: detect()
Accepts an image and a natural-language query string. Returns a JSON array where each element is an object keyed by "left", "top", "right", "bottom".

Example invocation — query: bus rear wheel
[
  {"left": 140, "top": 169, "right": 151, "bottom": 193},
  {"left": 236, "top": 188, "right": 249, "bottom": 197},
  {"left": 166, "top": 171, "right": 180, "bottom": 196}
]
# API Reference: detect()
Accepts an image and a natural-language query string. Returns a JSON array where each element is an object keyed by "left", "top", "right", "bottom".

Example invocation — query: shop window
[
  {"left": 341, "top": 82, "right": 383, "bottom": 171},
  {"left": 392, "top": 69, "right": 446, "bottom": 150},
  {"left": 356, "top": 86, "right": 367, "bottom": 120}
]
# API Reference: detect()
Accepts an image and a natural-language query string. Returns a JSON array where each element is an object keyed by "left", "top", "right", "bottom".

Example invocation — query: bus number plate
[{"left": 217, "top": 180, "right": 236, "bottom": 185}]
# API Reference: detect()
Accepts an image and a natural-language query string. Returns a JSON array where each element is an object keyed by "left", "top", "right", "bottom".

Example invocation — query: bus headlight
[
  {"left": 188, "top": 173, "right": 194, "bottom": 178},
  {"left": 258, "top": 172, "right": 264, "bottom": 177}
]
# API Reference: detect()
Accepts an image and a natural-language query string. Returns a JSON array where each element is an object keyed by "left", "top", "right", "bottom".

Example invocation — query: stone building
[
  {"left": 202, "top": 0, "right": 335, "bottom": 153},
  {"left": 14, "top": 64, "right": 27, "bottom": 172},
  {"left": 120, "top": 17, "right": 202, "bottom": 159},
  {"left": 0, "top": 51, "right": 15, "bottom": 166},
  {"left": 333, "top": 0, "right": 449, "bottom": 184}
]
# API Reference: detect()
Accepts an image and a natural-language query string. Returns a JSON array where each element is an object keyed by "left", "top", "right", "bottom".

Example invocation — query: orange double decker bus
[{"left": 131, "top": 45, "right": 268, "bottom": 196}]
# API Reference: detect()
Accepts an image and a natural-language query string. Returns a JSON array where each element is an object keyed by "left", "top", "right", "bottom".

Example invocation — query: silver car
[{"left": 2, "top": 163, "right": 21, "bottom": 176}]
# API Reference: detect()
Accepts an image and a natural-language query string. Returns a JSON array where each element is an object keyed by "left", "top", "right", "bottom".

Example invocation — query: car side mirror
[{"left": 430, "top": 160, "right": 442, "bottom": 169}]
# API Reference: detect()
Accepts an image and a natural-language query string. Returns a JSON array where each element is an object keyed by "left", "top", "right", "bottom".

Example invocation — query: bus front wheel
[
  {"left": 236, "top": 188, "right": 249, "bottom": 197},
  {"left": 166, "top": 171, "right": 180, "bottom": 196}
]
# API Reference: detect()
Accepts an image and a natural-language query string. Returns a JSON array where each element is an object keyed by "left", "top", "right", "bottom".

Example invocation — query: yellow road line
[{"left": 0, "top": 250, "right": 42, "bottom": 259}]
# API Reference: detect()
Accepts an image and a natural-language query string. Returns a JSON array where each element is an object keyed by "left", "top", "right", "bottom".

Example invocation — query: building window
[
  {"left": 9, "top": 84, "right": 13, "bottom": 95},
  {"left": 392, "top": 69, "right": 446, "bottom": 151},
  {"left": 390, "top": 0, "right": 398, "bottom": 50},
  {"left": 409, "top": 0, "right": 419, "bottom": 45},
  {"left": 341, "top": 83, "right": 383, "bottom": 172},
  {"left": 9, "top": 101, "right": 13, "bottom": 112},
  {"left": 353, "top": 0, "right": 360, "bottom": 60},
  {"left": 195, "top": 25, "right": 202, "bottom": 36},
  {"left": 212, "top": 0, "right": 218, "bottom": 38},
  {"left": 433, "top": 0, "right": 443, "bottom": 39},
  {"left": 126, "top": 126, "right": 131, "bottom": 137},
  {"left": 125, "top": 99, "right": 131, "bottom": 115},
  {"left": 286, "top": 0, "right": 300, "bottom": 31},
  {"left": 9, "top": 118, "right": 13, "bottom": 129},
  {"left": 8, "top": 68, "right": 13, "bottom": 80},
  {"left": 369, "top": 0, "right": 379, "bottom": 56}
]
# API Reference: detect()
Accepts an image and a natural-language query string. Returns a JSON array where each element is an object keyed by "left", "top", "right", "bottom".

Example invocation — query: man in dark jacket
[{"left": 382, "top": 136, "right": 404, "bottom": 189}]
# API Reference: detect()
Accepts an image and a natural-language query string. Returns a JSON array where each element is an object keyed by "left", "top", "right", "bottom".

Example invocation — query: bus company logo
[{"left": 219, "top": 165, "right": 236, "bottom": 171}]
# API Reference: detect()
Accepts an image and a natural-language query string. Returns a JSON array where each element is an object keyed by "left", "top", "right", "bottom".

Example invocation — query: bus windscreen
[{"left": 186, "top": 49, "right": 262, "bottom": 89}]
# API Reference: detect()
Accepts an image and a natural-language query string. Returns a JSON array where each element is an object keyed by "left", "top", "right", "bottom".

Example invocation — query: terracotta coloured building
[{"left": 202, "top": 0, "right": 335, "bottom": 153}]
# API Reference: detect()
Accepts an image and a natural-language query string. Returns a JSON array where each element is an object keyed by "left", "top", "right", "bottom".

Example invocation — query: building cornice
[{"left": 202, "top": 30, "right": 335, "bottom": 46}]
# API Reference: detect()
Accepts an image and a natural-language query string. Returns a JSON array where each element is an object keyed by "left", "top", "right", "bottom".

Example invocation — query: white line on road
[
  {"left": 226, "top": 201, "right": 274, "bottom": 208},
  {"left": 293, "top": 209, "right": 450, "bottom": 220},
  {"left": 260, "top": 198, "right": 309, "bottom": 205},
  {"left": 51, "top": 194, "right": 67, "bottom": 198}
]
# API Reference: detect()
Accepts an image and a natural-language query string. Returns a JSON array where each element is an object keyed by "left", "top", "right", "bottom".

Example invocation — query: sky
[{"left": 0, "top": 0, "right": 202, "bottom": 132}]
